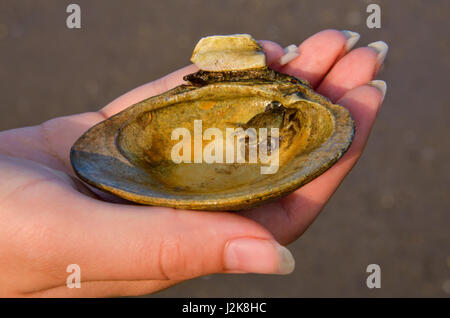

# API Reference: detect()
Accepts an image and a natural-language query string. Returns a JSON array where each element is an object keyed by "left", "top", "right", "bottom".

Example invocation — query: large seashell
[{"left": 70, "top": 34, "right": 354, "bottom": 211}]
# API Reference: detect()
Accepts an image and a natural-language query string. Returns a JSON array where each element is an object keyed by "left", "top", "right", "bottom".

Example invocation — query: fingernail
[
  {"left": 368, "top": 41, "right": 389, "bottom": 67},
  {"left": 279, "top": 44, "right": 299, "bottom": 66},
  {"left": 368, "top": 80, "right": 387, "bottom": 100},
  {"left": 225, "top": 238, "right": 295, "bottom": 275},
  {"left": 341, "top": 30, "right": 360, "bottom": 51}
]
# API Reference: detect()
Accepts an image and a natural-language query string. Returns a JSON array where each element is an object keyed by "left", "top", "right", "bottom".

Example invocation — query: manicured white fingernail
[
  {"left": 277, "top": 243, "right": 296, "bottom": 274},
  {"left": 225, "top": 238, "right": 295, "bottom": 275},
  {"left": 368, "top": 80, "right": 387, "bottom": 100},
  {"left": 368, "top": 41, "right": 389, "bottom": 67},
  {"left": 283, "top": 44, "right": 298, "bottom": 54},
  {"left": 341, "top": 30, "right": 360, "bottom": 51},
  {"left": 279, "top": 44, "right": 299, "bottom": 66}
]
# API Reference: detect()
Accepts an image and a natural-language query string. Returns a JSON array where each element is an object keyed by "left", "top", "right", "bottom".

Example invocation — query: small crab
[{"left": 231, "top": 101, "right": 301, "bottom": 157}]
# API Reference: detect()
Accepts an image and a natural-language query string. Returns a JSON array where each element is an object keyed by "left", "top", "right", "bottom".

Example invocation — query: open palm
[{"left": 0, "top": 30, "right": 386, "bottom": 297}]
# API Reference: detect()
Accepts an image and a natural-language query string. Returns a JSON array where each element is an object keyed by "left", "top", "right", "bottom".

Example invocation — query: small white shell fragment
[
  {"left": 279, "top": 44, "right": 299, "bottom": 65},
  {"left": 191, "top": 34, "right": 267, "bottom": 71}
]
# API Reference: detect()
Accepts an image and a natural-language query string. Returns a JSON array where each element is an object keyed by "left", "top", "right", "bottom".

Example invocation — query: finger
[
  {"left": 258, "top": 40, "right": 284, "bottom": 69},
  {"left": 100, "top": 41, "right": 284, "bottom": 118},
  {"left": 279, "top": 29, "right": 352, "bottom": 87},
  {"left": 53, "top": 195, "right": 295, "bottom": 282},
  {"left": 9, "top": 175, "right": 293, "bottom": 292},
  {"left": 241, "top": 83, "right": 385, "bottom": 244},
  {"left": 317, "top": 42, "right": 388, "bottom": 102}
]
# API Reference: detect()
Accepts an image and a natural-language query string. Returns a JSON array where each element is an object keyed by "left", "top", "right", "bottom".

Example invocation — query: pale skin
[{"left": 0, "top": 30, "right": 385, "bottom": 297}]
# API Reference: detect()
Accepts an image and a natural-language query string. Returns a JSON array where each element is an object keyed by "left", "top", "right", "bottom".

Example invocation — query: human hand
[{"left": 0, "top": 30, "right": 387, "bottom": 297}]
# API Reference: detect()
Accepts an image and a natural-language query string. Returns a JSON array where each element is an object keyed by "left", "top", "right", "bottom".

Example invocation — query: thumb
[{"left": 67, "top": 198, "right": 295, "bottom": 282}]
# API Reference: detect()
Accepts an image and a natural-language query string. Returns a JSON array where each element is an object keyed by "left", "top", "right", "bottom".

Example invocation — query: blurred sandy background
[{"left": 0, "top": 0, "right": 449, "bottom": 297}]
